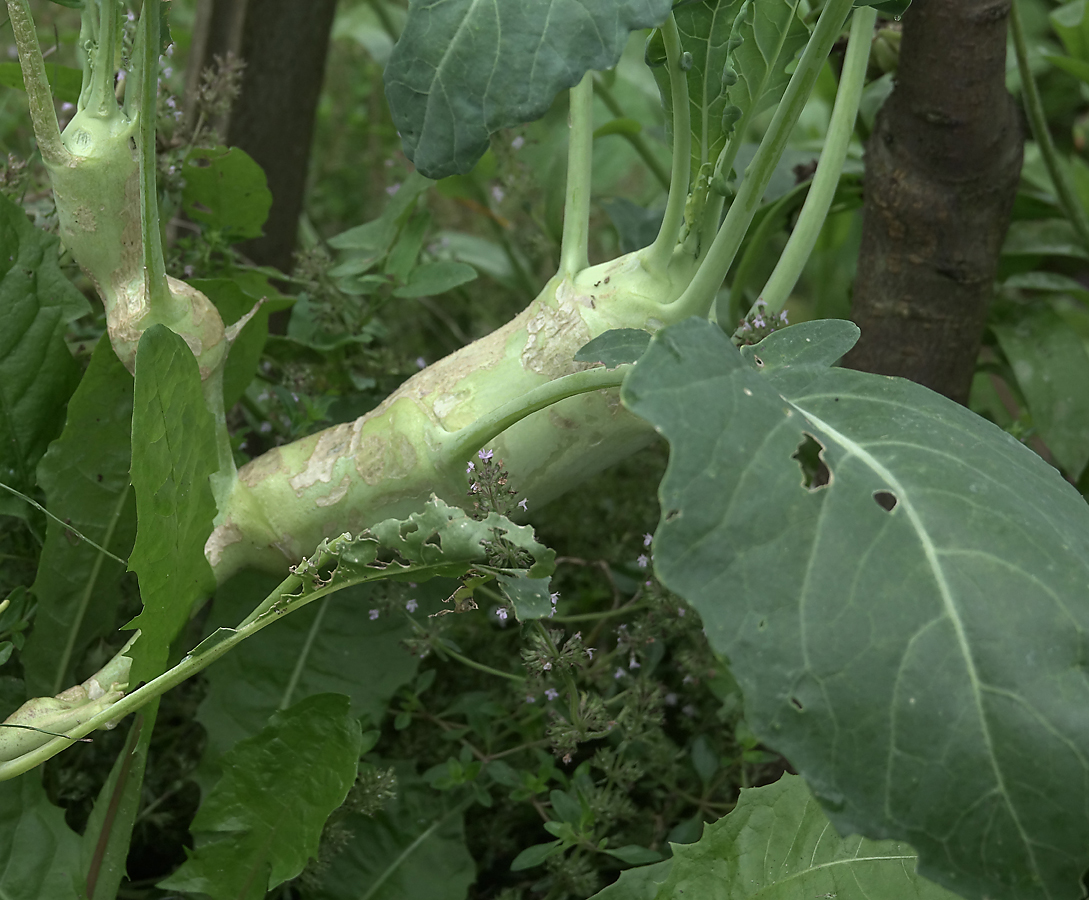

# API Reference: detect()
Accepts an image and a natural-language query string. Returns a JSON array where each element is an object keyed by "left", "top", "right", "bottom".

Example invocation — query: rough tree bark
[
  {"left": 186, "top": 0, "right": 338, "bottom": 273},
  {"left": 844, "top": 0, "right": 1023, "bottom": 403}
]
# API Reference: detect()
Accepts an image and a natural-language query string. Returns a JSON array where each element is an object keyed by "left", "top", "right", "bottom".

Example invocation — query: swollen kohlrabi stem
[
  {"left": 559, "top": 73, "right": 595, "bottom": 279},
  {"left": 438, "top": 365, "right": 629, "bottom": 468},
  {"left": 1010, "top": 0, "right": 1089, "bottom": 254},
  {"left": 647, "top": 13, "right": 692, "bottom": 275},
  {"left": 5, "top": 0, "right": 71, "bottom": 166},
  {"left": 758, "top": 5, "right": 875, "bottom": 314},
  {"left": 671, "top": 0, "right": 856, "bottom": 319}
]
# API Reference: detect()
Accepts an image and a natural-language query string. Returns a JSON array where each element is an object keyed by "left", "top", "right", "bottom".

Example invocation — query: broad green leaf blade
[
  {"left": 0, "top": 61, "right": 83, "bottom": 104},
  {"left": 384, "top": 0, "right": 673, "bottom": 178},
  {"left": 194, "top": 570, "right": 423, "bottom": 781},
  {"left": 24, "top": 339, "right": 135, "bottom": 697},
  {"left": 310, "top": 766, "right": 476, "bottom": 900},
  {"left": 0, "top": 773, "right": 81, "bottom": 899},
  {"left": 576, "top": 329, "right": 652, "bottom": 368},
  {"left": 393, "top": 261, "right": 478, "bottom": 298},
  {"left": 1051, "top": 0, "right": 1089, "bottom": 62},
  {"left": 991, "top": 303, "right": 1089, "bottom": 478},
  {"left": 183, "top": 146, "right": 272, "bottom": 241},
  {"left": 0, "top": 191, "right": 91, "bottom": 517},
  {"left": 590, "top": 859, "right": 673, "bottom": 900},
  {"left": 80, "top": 707, "right": 157, "bottom": 900},
  {"left": 127, "top": 325, "right": 218, "bottom": 683},
  {"left": 159, "top": 694, "right": 362, "bottom": 898},
  {"left": 622, "top": 318, "right": 1089, "bottom": 900},
  {"left": 647, "top": 774, "right": 958, "bottom": 900},
  {"left": 652, "top": 0, "right": 809, "bottom": 184}
]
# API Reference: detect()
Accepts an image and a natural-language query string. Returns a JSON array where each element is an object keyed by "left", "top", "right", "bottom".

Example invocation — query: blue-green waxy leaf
[
  {"left": 306, "top": 764, "right": 475, "bottom": 900},
  {"left": 497, "top": 574, "right": 554, "bottom": 621},
  {"left": 127, "top": 326, "right": 218, "bottom": 683},
  {"left": 0, "top": 773, "right": 81, "bottom": 899},
  {"left": 159, "top": 694, "right": 362, "bottom": 899},
  {"left": 576, "top": 329, "right": 652, "bottom": 368},
  {"left": 590, "top": 859, "right": 673, "bottom": 899},
  {"left": 384, "top": 0, "right": 673, "bottom": 178},
  {"left": 652, "top": 0, "right": 809, "bottom": 184},
  {"left": 633, "top": 774, "right": 956, "bottom": 900},
  {"left": 23, "top": 339, "right": 135, "bottom": 697},
  {"left": 0, "top": 191, "right": 91, "bottom": 518},
  {"left": 183, "top": 146, "right": 272, "bottom": 241},
  {"left": 622, "top": 317, "right": 1089, "bottom": 900}
]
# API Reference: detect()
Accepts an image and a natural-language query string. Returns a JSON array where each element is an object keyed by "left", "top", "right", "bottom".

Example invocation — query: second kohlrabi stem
[
  {"left": 5, "top": 0, "right": 70, "bottom": 166},
  {"left": 1010, "top": 0, "right": 1089, "bottom": 254},
  {"left": 559, "top": 73, "right": 595, "bottom": 279},
  {"left": 758, "top": 4, "right": 875, "bottom": 314},
  {"left": 135, "top": 0, "right": 179, "bottom": 319},
  {"left": 672, "top": 0, "right": 856, "bottom": 319},
  {"left": 647, "top": 13, "right": 692, "bottom": 275},
  {"left": 86, "top": 0, "right": 122, "bottom": 118}
]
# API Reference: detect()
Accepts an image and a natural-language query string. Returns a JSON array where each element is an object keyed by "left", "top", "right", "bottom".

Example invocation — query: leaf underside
[
  {"left": 622, "top": 317, "right": 1089, "bottom": 900},
  {"left": 384, "top": 0, "right": 673, "bottom": 178}
]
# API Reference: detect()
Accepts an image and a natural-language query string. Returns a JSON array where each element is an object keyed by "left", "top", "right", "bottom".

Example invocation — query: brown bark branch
[{"left": 845, "top": 0, "right": 1023, "bottom": 403}]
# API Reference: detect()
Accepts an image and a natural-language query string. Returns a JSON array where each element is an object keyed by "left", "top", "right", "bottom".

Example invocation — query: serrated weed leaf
[
  {"left": 24, "top": 339, "right": 135, "bottom": 697},
  {"left": 0, "top": 191, "right": 90, "bottom": 517},
  {"left": 652, "top": 774, "right": 959, "bottom": 900},
  {"left": 127, "top": 326, "right": 218, "bottom": 683},
  {"left": 159, "top": 694, "right": 361, "bottom": 898},
  {"left": 384, "top": 0, "right": 673, "bottom": 178},
  {"left": 622, "top": 317, "right": 1089, "bottom": 900}
]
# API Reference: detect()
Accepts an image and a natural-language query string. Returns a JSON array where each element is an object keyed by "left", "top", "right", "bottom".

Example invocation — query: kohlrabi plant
[{"left": 1, "top": 0, "right": 1088, "bottom": 899}]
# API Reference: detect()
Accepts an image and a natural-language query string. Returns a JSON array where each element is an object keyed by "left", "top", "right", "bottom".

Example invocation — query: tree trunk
[
  {"left": 844, "top": 0, "right": 1023, "bottom": 404},
  {"left": 186, "top": 0, "right": 338, "bottom": 273}
]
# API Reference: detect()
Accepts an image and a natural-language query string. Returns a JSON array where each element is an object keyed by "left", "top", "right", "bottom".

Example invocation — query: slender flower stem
[
  {"left": 559, "top": 73, "right": 595, "bottom": 279},
  {"left": 648, "top": 14, "right": 692, "bottom": 273},
  {"left": 759, "top": 5, "right": 875, "bottom": 314},
  {"left": 671, "top": 0, "right": 856, "bottom": 319},
  {"left": 1010, "top": 0, "right": 1089, "bottom": 253},
  {"left": 593, "top": 76, "right": 672, "bottom": 191},
  {"left": 432, "top": 640, "right": 526, "bottom": 683},
  {"left": 439, "top": 365, "right": 628, "bottom": 467},
  {"left": 5, "top": 0, "right": 70, "bottom": 166}
]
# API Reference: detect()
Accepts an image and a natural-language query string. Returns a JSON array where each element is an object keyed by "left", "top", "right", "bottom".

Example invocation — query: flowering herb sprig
[{"left": 732, "top": 298, "right": 790, "bottom": 346}]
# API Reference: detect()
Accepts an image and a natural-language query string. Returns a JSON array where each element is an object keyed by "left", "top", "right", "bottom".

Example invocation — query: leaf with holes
[
  {"left": 384, "top": 0, "right": 672, "bottom": 178},
  {"left": 621, "top": 317, "right": 1089, "bottom": 900}
]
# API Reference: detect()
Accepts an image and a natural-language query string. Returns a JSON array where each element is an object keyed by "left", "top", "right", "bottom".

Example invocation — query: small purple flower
[
  {"left": 586, "top": 648, "right": 595, "bottom": 660},
  {"left": 406, "top": 599, "right": 419, "bottom": 613},
  {"left": 550, "top": 592, "right": 560, "bottom": 605},
  {"left": 664, "top": 692, "right": 679, "bottom": 706},
  {"left": 526, "top": 695, "right": 537, "bottom": 703},
  {"left": 511, "top": 136, "right": 525, "bottom": 150},
  {"left": 466, "top": 461, "right": 475, "bottom": 474},
  {"left": 678, "top": 607, "right": 686, "bottom": 617},
  {"left": 369, "top": 609, "right": 380, "bottom": 620},
  {"left": 497, "top": 608, "right": 508, "bottom": 621},
  {"left": 491, "top": 185, "right": 505, "bottom": 203},
  {"left": 637, "top": 554, "right": 649, "bottom": 569},
  {"left": 543, "top": 661, "right": 552, "bottom": 671},
  {"left": 478, "top": 448, "right": 494, "bottom": 461},
  {"left": 682, "top": 704, "right": 698, "bottom": 718},
  {"left": 682, "top": 674, "right": 695, "bottom": 685},
  {"left": 518, "top": 498, "right": 528, "bottom": 511},
  {"left": 779, "top": 311, "right": 789, "bottom": 325},
  {"left": 614, "top": 667, "right": 626, "bottom": 680},
  {"left": 643, "top": 533, "right": 653, "bottom": 547},
  {"left": 753, "top": 316, "right": 766, "bottom": 328},
  {"left": 629, "top": 655, "right": 641, "bottom": 669},
  {"left": 386, "top": 182, "right": 402, "bottom": 197},
  {"left": 470, "top": 482, "right": 479, "bottom": 492},
  {"left": 545, "top": 688, "right": 559, "bottom": 701},
  {"left": 416, "top": 357, "right": 427, "bottom": 369}
]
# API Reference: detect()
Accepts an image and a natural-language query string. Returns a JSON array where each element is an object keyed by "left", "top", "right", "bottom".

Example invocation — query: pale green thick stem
[
  {"left": 135, "top": 0, "right": 178, "bottom": 318},
  {"left": 671, "top": 0, "right": 856, "bottom": 319},
  {"left": 87, "top": 0, "right": 121, "bottom": 118},
  {"left": 438, "top": 365, "right": 629, "bottom": 468},
  {"left": 560, "top": 73, "right": 595, "bottom": 279},
  {"left": 1010, "top": 0, "right": 1089, "bottom": 253},
  {"left": 5, "top": 0, "right": 70, "bottom": 166},
  {"left": 759, "top": 5, "right": 874, "bottom": 314},
  {"left": 647, "top": 14, "right": 692, "bottom": 273}
]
